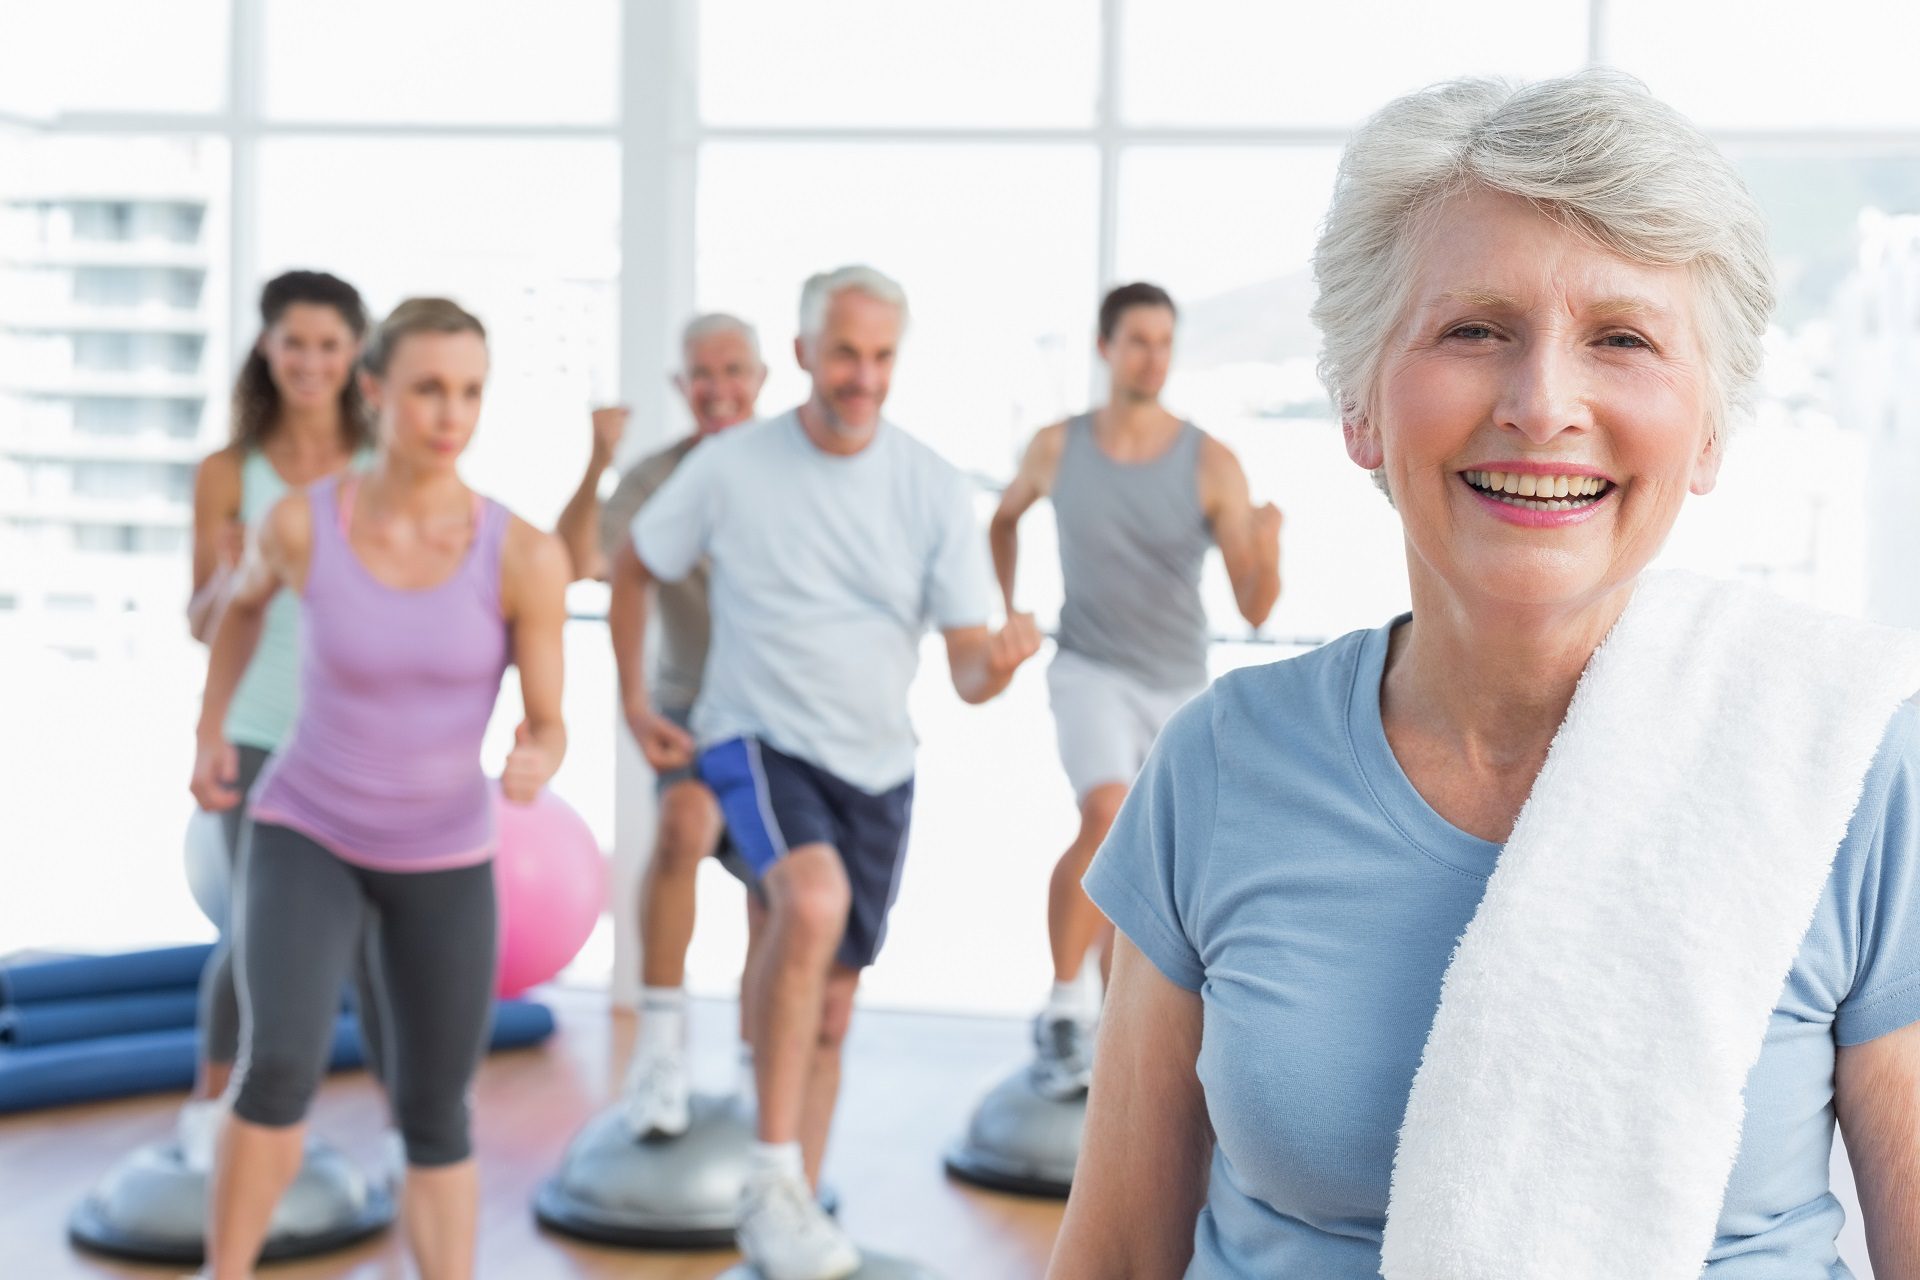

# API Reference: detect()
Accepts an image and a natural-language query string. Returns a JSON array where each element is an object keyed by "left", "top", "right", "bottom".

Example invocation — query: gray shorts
[{"left": 1047, "top": 649, "right": 1201, "bottom": 801}]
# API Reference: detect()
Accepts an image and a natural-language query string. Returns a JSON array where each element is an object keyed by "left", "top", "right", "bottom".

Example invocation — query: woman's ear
[
  {"left": 1343, "top": 413, "right": 1384, "bottom": 472},
  {"left": 1689, "top": 418, "right": 1724, "bottom": 497}
]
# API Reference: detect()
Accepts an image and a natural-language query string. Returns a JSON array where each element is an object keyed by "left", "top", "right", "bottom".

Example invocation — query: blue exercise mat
[
  {"left": 0, "top": 946, "right": 214, "bottom": 1006},
  {"left": 0, "top": 998, "right": 555, "bottom": 1114},
  {"left": 0, "top": 987, "right": 361, "bottom": 1049},
  {"left": 0, "top": 988, "right": 204, "bottom": 1047}
]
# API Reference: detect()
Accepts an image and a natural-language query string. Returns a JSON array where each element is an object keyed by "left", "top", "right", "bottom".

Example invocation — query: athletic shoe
[
  {"left": 176, "top": 1096, "right": 227, "bottom": 1173},
  {"left": 1030, "top": 1011, "right": 1097, "bottom": 1100},
  {"left": 735, "top": 1167, "right": 861, "bottom": 1280},
  {"left": 621, "top": 1046, "right": 692, "bottom": 1138}
]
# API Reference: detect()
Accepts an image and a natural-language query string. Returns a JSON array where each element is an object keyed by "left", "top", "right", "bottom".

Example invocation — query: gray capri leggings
[
  {"left": 199, "top": 745, "right": 389, "bottom": 1082},
  {"left": 232, "top": 821, "right": 497, "bottom": 1166}
]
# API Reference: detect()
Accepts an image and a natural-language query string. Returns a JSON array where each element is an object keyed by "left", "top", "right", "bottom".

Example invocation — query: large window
[
  {"left": 253, "top": 137, "right": 620, "bottom": 521},
  {"left": 1121, "top": 0, "right": 1587, "bottom": 126},
  {"left": 1605, "top": 0, "right": 1920, "bottom": 131},
  {"left": 4, "top": 3, "right": 1919, "bottom": 1018},
  {"left": 0, "top": 1, "right": 229, "bottom": 117},
  {"left": 1111, "top": 146, "right": 1411, "bottom": 640},
  {"left": 697, "top": 143, "right": 1099, "bottom": 481},
  {"left": 0, "top": 4, "right": 620, "bottom": 968},
  {"left": 260, "top": 0, "right": 619, "bottom": 125},
  {"left": 699, "top": 0, "right": 1102, "bottom": 128}
]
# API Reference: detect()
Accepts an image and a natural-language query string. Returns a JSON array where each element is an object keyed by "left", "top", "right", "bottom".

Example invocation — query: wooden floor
[{"left": 0, "top": 991, "right": 1065, "bottom": 1278}]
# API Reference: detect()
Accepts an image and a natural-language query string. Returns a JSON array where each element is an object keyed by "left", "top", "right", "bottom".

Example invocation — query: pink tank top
[{"left": 250, "top": 474, "right": 511, "bottom": 872}]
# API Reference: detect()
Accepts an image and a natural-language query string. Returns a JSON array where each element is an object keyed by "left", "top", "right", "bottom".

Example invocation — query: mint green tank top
[
  {"left": 223, "top": 447, "right": 370, "bottom": 751},
  {"left": 222, "top": 450, "right": 300, "bottom": 751}
]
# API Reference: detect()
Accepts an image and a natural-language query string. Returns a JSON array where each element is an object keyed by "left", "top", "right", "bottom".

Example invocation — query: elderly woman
[{"left": 1049, "top": 71, "right": 1920, "bottom": 1280}]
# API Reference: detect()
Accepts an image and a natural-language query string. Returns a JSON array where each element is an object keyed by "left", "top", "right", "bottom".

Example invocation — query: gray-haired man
[
  {"left": 555, "top": 313, "right": 768, "bottom": 1139},
  {"left": 612, "top": 267, "right": 1041, "bottom": 1279}
]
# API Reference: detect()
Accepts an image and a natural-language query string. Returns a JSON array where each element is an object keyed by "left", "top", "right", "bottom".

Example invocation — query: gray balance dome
[
  {"left": 944, "top": 1062, "right": 1085, "bottom": 1197},
  {"left": 68, "top": 1135, "right": 393, "bottom": 1265},
  {"left": 537, "top": 1092, "right": 839, "bottom": 1248}
]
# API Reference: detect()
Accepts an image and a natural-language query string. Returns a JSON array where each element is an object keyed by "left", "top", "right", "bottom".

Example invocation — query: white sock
[
  {"left": 1046, "top": 976, "right": 1097, "bottom": 1021},
  {"left": 750, "top": 1140, "right": 805, "bottom": 1184},
  {"left": 637, "top": 985, "right": 686, "bottom": 1057}
]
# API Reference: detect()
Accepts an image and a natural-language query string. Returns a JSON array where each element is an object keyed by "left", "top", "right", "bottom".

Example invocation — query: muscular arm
[
  {"left": 608, "top": 536, "right": 657, "bottom": 724},
  {"left": 608, "top": 536, "right": 696, "bottom": 769},
  {"left": 500, "top": 519, "right": 571, "bottom": 800},
  {"left": 552, "top": 406, "right": 628, "bottom": 583},
  {"left": 187, "top": 448, "right": 244, "bottom": 642},
  {"left": 988, "top": 424, "right": 1065, "bottom": 615},
  {"left": 1199, "top": 436, "right": 1282, "bottom": 630},
  {"left": 1836, "top": 1021, "right": 1920, "bottom": 1273},
  {"left": 554, "top": 464, "right": 610, "bottom": 583},
  {"left": 1048, "top": 934, "right": 1212, "bottom": 1279}
]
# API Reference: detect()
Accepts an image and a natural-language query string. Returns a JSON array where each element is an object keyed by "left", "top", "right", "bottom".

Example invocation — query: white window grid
[{"left": 10, "top": 0, "right": 1920, "bottom": 460}]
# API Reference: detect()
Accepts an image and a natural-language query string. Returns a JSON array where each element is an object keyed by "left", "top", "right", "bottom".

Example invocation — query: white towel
[{"left": 1381, "top": 571, "right": 1920, "bottom": 1280}]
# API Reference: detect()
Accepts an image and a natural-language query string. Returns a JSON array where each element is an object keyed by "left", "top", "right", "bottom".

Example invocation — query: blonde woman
[{"left": 191, "top": 298, "right": 570, "bottom": 1279}]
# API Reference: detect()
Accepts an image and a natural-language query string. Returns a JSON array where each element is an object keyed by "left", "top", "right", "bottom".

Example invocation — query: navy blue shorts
[
  {"left": 655, "top": 705, "right": 755, "bottom": 889},
  {"left": 697, "top": 738, "right": 914, "bottom": 970}
]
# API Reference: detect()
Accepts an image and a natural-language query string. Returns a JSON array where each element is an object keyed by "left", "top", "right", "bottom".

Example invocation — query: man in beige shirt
[{"left": 554, "top": 312, "right": 766, "bottom": 1137}]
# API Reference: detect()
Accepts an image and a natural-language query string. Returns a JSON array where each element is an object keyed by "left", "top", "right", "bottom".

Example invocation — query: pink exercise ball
[{"left": 492, "top": 783, "right": 607, "bottom": 998}]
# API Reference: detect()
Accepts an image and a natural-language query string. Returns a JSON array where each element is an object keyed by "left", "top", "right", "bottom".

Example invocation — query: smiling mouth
[{"left": 1461, "top": 469, "right": 1614, "bottom": 512}]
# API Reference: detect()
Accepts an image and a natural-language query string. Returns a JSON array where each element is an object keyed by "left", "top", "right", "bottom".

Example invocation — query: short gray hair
[
  {"left": 1312, "top": 70, "right": 1775, "bottom": 458},
  {"left": 798, "top": 265, "right": 909, "bottom": 342},
  {"left": 681, "top": 312, "right": 762, "bottom": 368}
]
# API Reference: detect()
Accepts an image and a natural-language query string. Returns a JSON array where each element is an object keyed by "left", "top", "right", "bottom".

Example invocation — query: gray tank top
[{"left": 1052, "top": 412, "right": 1211, "bottom": 690}]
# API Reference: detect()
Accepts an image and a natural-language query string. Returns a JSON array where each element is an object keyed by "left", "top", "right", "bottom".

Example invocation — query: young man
[
  {"left": 990, "top": 282, "right": 1283, "bottom": 1099},
  {"left": 554, "top": 313, "right": 767, "bottom": 1137},
  {"left": 610, "top": 266, "right": 1040, "bottom": 1280}
]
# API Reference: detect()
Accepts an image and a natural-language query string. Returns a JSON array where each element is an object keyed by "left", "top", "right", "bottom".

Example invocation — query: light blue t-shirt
[
  {"left": 631, "top": 410, "right": 991, "bottom": 793},
  {"left": 1085, "top": 617, "right": 1920, "bottom": 1279}
]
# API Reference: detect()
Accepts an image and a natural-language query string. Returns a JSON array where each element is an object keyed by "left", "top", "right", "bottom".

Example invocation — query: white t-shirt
[{"left": 632, "top": 410, "right": 992, "bottom": 792}]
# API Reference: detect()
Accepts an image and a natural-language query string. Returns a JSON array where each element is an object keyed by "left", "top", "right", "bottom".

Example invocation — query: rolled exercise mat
[
  {"left": 0, "top": 989, "right": 204, "bottom": 1048},
  {"left": 0, "top": 998, "right": 556, "bottom": 1114},
  {"left": 0, "top": 946, "right": 214, "bottom": 1006}
]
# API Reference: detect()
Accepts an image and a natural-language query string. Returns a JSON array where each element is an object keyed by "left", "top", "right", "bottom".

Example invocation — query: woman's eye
[
  {"left": 1601, "top": 333, "right": 1650, "bottom": 349},
  {"left": 1449, "top": 324, "right": 1495, "bottom": 340}
]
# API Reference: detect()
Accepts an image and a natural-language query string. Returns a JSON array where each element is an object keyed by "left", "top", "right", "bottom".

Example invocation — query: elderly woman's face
[{"left": 1355, "top": 188, "right": 1720, "bottom": 613}]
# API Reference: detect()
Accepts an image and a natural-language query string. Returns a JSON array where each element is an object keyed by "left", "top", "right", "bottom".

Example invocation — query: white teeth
[
  {"left": 1465, "top": 472, "right": 1606, "bottom": 496},
  {"left": 1463, "top": 470, "right": 1611, "bottom": 511}
]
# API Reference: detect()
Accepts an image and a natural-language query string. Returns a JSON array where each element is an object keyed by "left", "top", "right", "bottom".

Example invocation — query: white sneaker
[
  {"left": 176, "top": 1096, "right": 227, "bottom": 1174},
  {"left": 735, "top": 1168, "right": 860, "bottom": 1280},
  {"left": 621, "top": 1047, "right": 691, "bottom": 1139},
  {"left": 1030, "top": 1011, "right": 1097, "bottom": 1101}
]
